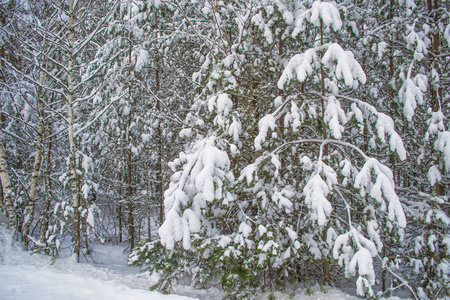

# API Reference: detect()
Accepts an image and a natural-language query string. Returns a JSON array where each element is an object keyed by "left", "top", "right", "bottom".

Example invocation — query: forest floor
[{"left": 0, "top": 229, "right": 407, "bottom": 300}]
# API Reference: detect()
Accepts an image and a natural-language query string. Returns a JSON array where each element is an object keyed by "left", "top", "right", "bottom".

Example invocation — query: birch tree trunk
[
  {"left": 22, "top": 68, "right": 46, "bottom": 247},
  {"left": 39, "top": 136, "right": 52, "bottom": 248},
  {"left": 0, "top": 132, "right": 15, "bottom": 232},
  {"left": 0, "top": 9, "right": 14, "bottom": 232},
  {"left": 67, "top": 0, "right": 81, "bottom": 261}
]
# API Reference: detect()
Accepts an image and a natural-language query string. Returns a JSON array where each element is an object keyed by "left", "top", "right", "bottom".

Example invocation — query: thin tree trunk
[
  {"left": 0, "top": 12, "right": 5, "bottom": 82},
  {"left": 39, "top": 147, "right": 52, "bottom": 246},
  {"left": 67, "top": 0, "right": 80, "bottom": 261},
  {"left": 146, "top": 163, "right": 151, "bottom": 239},
  {"left": 319, "top": 19, "right": 328, "bottom": 157},
  {"left": 156, "top": 76, "right": 163, "bottom": 225},
  {"left": 22, "top": 68, "right": 46, "bottom": 247},
  {"left": 155, "top": 11, "right": 164, "bottom": 226},
  {"left": 319, "top": 19, "right": 330, "bottom": 286},
  {"left": 278, "top": 36, "right": 284, "bottom": 136},
  {"left": 40, "top": 95, "right": 53, "bottom": 247},
  {"left": 118, "top": 171, "right": 123, "bottom": 243},
  {"left": 277, "top": 36, "right": 285, "bottom": 173},
  {"left": 127, "top": 147, "right": 134, "bottom": 250},
  {"left": 0, "top": 9, "right": 13, "bottom": 229},
  {"left": 0, "top": 132, "right": 15, "bottom": 232},
  {"left": 126, "top": 10, "right": 135, "bottom": 250},
  {"left": 428, "top": 0, "right": 445, "bottom": 196}
]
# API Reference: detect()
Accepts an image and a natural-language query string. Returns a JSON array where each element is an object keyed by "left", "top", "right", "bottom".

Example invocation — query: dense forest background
[{"left": 0, "top": 0, "right": 449, "bottom": 299}]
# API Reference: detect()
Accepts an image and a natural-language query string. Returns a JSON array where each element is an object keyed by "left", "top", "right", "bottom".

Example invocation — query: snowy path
[{"left": 0, "top": 264, "right": 194, "bottom": 300}]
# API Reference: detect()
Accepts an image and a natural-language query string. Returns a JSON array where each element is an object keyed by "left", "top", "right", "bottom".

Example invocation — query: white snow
[
  {"left": 292, "top": 1, "right": 342, "bottom": 37},
  {"left": 324, "top": 96, "right": 347, "bottom": 139},
  {"left": 426, "top": 111, "right": 445, "bottom": 139},
  {"left": 354, "top": 158, "right": 407, "bottom": 228},
  {"left": 0, "top": 264, "right": 190, "bottom": 300},
  {"left": 255, "top": 114, "right": 277, "bottom": 150},
  {"left": 321, "top": 43, "right": 367, "bottom": 87},
  {"left": 251, "top": 12, "right": 274, "bottom": 44},
  {"left": 350, "top": 247, "right": 376, "bottom": 283},
  {"left": 445, "top": 24, "right": 450, "bottom": 47},
  {"left": 435, "top": 131, "right": 450, "bottom": 171},
  {"left": 239, "top": 222, "right": 252, "bottom": 237},
  {"left": 228, "top": 117, "right": 242, "bottom": 143},
  {"left": 0, "top": 227, "right": 415, "bottom": 300},
  {"left": 0, "top": 229, "right": 195, "bottom": 300},
  {"left": 258, "top": 225, "right": 267, "bottom": 237},
  {"left": 398, "top": 78, "right": 425, "bottom": 121},
  {"left": 405, "top": 23, "right": 427, "bottom": 56},
  {"left": 86, "top": 205, "right": 95, "bottom": 228},
  {"left": 303, "top": 162, "right": 336, "bottom": 226},
  {"left": 274, "top": 0, "right": 294, "bottom": 25},
  {"left": 134, "top": 49, "right": 149, "bottom": 72},
  {"left": 216, "top": 93, "right": 233, "bottom": 117},
  {"left": 286, "top": 227, "right": 298, "bottom": 242},
  {"left": 374, "top": 113, "right": 407, "bottom": 160},
  {"left": 377, "top": 42, "right": 388, "bottom": 59},
  {"left": 159, "top": 137, "right": 232, "bottom": 250},
  {"left": 278, "top": 49, "right": 317, "bottom": 89},
  {"left": 278, "top": 43, "right": 366, "bottom": 90},
  {"left": 427, "top": 165, "right": 442, "bottom": 186}
]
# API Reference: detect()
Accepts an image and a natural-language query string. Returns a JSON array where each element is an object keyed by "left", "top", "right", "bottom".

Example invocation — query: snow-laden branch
[
  {"left": 270, "top": 138, "right": 369, "bottom": 160},
  {"left": 376, "top": 256, "right": 419, "bottom": 300},
  {"left": 146, "top": 89, "right": 193, "bottom": 130},
  {"left": 159, "top": 137, "right": 234, "bottom": 250},
  {"left": 74, "top": 93, "right": 126, "bottom": 137},
  {"left": 1, "top": 60, "right": 68, "bottom": 96},
  {"left": 74, "top": 49, "right": 127, "bottom": 92},
  {"left": 332, "top": 93, "right": 407, "bottom": 160},
  {"left": 72, "top": 2, "right": 120, "bottom": 57},
  {"left": 277, "top": 43, "right": 366, "bottom": 90}
]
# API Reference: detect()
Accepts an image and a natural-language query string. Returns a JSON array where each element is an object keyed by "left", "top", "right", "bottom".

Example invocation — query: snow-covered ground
[
  {"left": 0, "top": 264, "right": 191, "bottom": 300},
  {"left": 0, "top": 229, "right": 195, "bottom": 300},
  {"left": 0, "top": 229, "right": 406, "bottom": 300}
]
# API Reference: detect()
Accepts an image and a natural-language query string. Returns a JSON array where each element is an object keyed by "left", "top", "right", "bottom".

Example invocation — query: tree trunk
[
  {"left": 67, "top": 0, "right": 81, "bottom": 262},
  {"left": 0, "top": 132, "right": 15, "bottom": 232},
  {"left": 146, "top": 163, "right": 151, "bottom": 239},
  {"left": 127, "top": 147, "right": 134, "bottom": 250},
  {"left": 319, "top": 19, "right": 328, "bottom": 158},
  {"left": 319, "top": 19, "right": 329, "bottom": 285},
  {"left": 427, "top": 0, "right": 445, "bottom": 196},
  {"left": 126, "top": 9, "right": 135, "bottom": 250},
  {"left": 0, "top": 10, "right": 13, "bottom": 230},
  {"left": 0, "top": 12, "right": 5, "bottom": 82},
  {"left": 22, "top": 68, "right": 46, "bottom": 247},
  {"left": 40, "top": 95, "right": 54, "bottom": 247},
  {"left": 118, "top": 171, "right": 123, "bottom": 243},
  {"left": 155, "top": 11, "right": 164, "bottom": 226}
]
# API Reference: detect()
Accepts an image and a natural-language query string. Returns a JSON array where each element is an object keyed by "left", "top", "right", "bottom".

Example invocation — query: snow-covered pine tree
[
  {"left": 376, "top": 0, "right": 450, "bottom": 298},
  {"left": 333, "top": 0, "right": 417, "bottom": 295},
  {"left": 130, "top": 0, "right": 250, "bottom": 293},
  {"left": 1, "top": 0, "right": 447, "bottom": 297},
  {"left": 87, "top": 0, "right": 197, "bottom": 248},
  {"left": 239, "top": 0, "right": 411, "bottom": 297},
  {"left": 347, "top": 0, "right": 449, "bottom": 297}
]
